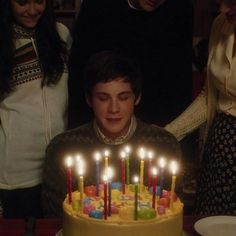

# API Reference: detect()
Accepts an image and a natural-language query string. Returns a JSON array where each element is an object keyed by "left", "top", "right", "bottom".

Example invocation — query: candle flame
[
  {"left": 133, "top": 176, "right": 139, "bottom": 183},
  {"left": 94, "top": 152, "right": 101, "bottom": 161},
  {"left": 103, "top": 174, "right": 108, "bottom": 182},
  {"left": 120, "top": 151, "right": 126, "bottom": 159},
  {"left": 125, "top": 145, "right": 131, "bottom": 154},
  {"left": 104, "top": 150, "right": 110, "bottom": 157},
  {"left": 152, "top": 167, "right": 158, "bottom": 176},
  {"left": 170, "top": 161, "right": 178, "bottom": 175},
  {"left": 65, "top": 156, "right": 73, "bottom": 167},
  {"left": 77, "top": 159, "right": 85, "bottom": 176},
  {"left": 139, "top": 147, "right": 146, "bottom": 160},
  {"left": 158, "top": 157, "right": 166, "bottom": 168},
  {"left": 106, "top": 167, "right": 113, "bottom": 180},
  {"left": 76, "top": 154, "right": 82, "bottom": 163},
  {"left": 148, "top": 151, "right": 154, "bottom": 160}
]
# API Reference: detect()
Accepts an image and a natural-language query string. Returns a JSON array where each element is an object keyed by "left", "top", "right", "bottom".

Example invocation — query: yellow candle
[
  {"left": 169, "top": 161, "right": 178, "bottom": 210},
  {"left": 79, "top": 175, "right": 84, "bottom": 212},
  {"left": 78, "top": 159, "right": 85, "bottom": 212},
  {"left": 104, "top": 150, "right": 110, "bottom": 170},
  {"left": 139, "top": 147, "right": 145, "bottom": 192}
]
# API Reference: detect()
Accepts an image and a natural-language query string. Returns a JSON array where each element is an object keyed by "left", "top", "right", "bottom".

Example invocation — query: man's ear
[
  {"left": 135, "top": 94, "right": 141, "bottom": 105},
  {"left": 86, "top": 96, "right": 92, "bottom": 107}
]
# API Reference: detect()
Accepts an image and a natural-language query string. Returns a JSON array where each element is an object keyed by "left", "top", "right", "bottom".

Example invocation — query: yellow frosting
[{"left": 62, "top": 186, "right": 183, "bottom": 236}]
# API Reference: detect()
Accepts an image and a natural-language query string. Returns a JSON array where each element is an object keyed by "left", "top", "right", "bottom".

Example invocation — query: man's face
[
  {"left": 220, "top": 0, "right": 236, "bottom": 23},
  {"left": 87, "top": 78, "right": 140, "bottom": 140},
  {"left": 136, "top": 0, "right": 166, "bottom": 12}
]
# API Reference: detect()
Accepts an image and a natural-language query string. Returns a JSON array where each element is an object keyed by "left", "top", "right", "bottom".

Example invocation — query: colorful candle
[
  {"left": 147, "top": 151, "right": 154, "bottom": 190},
  {"left": 152, "top": 167, "right": 158, "bottom": 209},
  {"left": 134, "top": 176, "right": 139, "bottom": 220},
  {"left": 65, "top": 156, "right": 73, "bottom": 204},
  {"left": 94, "top": 152, "right": 101, "bottom": 196},
  {"left": 103, "top": 175, "right": 108, "bottom": 220},
  {"left": 107, "top": 167, "right": 113, "bottom": 216},
  {"left": 158, "top": 157, "right": 166, "bottom": 198},
  {"left": 139, "top": 147, "right": 145, "bottom": 192},
  {"left": 169, "top": 161, "right": 178, "bottom": 210},
  {"left": 125, "top": 146, "right": 131, "bottom": 185},
  {"left": 104, "top": 149, "right": 110, "bottom": 170},
  {"left": 78, "top": 159, "right": 85, "bottom": 212},
  {"left": 75, "top": 154, "right": 82, "bottom": 192},
  {"left": 120, "top": 151, "right": 126, "bottom": 194}
]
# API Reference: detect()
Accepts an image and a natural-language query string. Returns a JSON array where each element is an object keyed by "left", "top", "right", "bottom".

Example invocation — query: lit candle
[
  {"left": 94, "top": 152, "right": 101, "bottom": 196},
  {"left": 103, "top": 174, "right": 108, "bottom": 220},
  {"left": 169, "top": 161, "right": 178, "bottom": 210},
  {"left": 65, "top": 156, "right": 73, "bottom": 204},
  {"left": 147, "top": 151, "right": 154, "bottom": 190},
  {"left": 120, "top": 151, "right": 126, "bottom": 194},
  {"left": 152, "top": 167, "right": 158, "bottom": 209},
  {"left": 158, "top": 157, "right": 166, "bottom": 198},
  {"left": 139, "top": 147, "right": 146, "bottom": 192},
  {"left": 134, "top": 176, "right": 139, "bottom": 220},
  {"left": 125, "top": 146, "right": 131, "bottom": 185},
  {"left": 75, "top": 154, "right": 82, "bottom": 192},
  {"left": 104, "top": 149, "right": 110, "bottom": 170},
  {"left": 78, "top": 159, "right": 85, "bottom": 212},
  {"left": 107, "top": 167, "right": 113, "bottom": 216}
]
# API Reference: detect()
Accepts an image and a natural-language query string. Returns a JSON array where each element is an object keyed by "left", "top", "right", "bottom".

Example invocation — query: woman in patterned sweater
[{"left": 0, "top": 0, "right": 71, "bottom": 218}]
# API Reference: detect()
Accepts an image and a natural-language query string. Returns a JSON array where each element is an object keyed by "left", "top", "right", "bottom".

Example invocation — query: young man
[
  {"left": 42, "top": 50, "right": 181, "bottom": 217},
  {"left": 68, "top": 0, "right": 193, "bottom": 128}
]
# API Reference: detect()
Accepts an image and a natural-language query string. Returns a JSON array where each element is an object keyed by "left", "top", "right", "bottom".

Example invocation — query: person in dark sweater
[
  {"left": 42, "top": 50, "right": 181, "bottom": 217},
  {"left": 68, "top": 0, "right": 193, "bottom": 128}
]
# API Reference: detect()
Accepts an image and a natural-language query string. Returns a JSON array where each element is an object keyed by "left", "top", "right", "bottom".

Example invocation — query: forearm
[{"left": 165, "top": 88, "right": 207, "bottom": 141}]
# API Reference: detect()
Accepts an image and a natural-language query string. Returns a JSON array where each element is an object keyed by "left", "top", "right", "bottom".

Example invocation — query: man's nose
[{"left": 108, "top": 99, "right": 120, "bottom": 113}]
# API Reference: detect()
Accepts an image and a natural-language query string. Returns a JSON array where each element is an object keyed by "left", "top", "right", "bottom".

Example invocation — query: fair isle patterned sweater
[
  {"left": 0, "top": 23, "right": 71, "bottom": 190},
  {"left": 42, "top": 119, "right": 181, "bottom": 217}
]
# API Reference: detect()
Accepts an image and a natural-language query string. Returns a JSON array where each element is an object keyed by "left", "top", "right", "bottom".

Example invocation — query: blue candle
[{"left": 94, "top": 152, "right": 101, "bottom": 196}]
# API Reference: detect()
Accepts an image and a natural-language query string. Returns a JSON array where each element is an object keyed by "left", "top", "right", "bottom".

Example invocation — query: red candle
[
  {"left": 152, "top": 167, "right": 158, "bottom": 209},
  {"left": 65, "top": 156, "right": 73, "bottom": 204},
  {"left": 148, "top": 151, "right": 153, "bottom": 189},
  {"left": 120, "top": 151, "right": 126, "bottom": 194},
  {"left": 103, "top": 175, "right": 108, "bottom": 220}
]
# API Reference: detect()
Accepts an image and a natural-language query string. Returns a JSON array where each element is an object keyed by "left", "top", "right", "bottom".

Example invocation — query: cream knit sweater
[{"left": 166, "top": 13, "right": 236, "bottom": 142}]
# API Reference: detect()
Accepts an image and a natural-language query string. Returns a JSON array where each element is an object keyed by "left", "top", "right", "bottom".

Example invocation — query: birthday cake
[{"left": 62, "top": 184, "right": 183, "bottom": 236}]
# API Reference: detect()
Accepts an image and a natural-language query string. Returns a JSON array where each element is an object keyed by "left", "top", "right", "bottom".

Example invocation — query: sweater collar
[
  {"left": 13, "top": 23, "right": 36, "bottom": 39},
  {"left": 94, "top": 116, "right": 137, "bottom": 145}
]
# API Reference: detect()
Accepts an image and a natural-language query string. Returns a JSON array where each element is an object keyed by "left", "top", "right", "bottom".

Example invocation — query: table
[{"left": 0, "top": 216, "right": 202, "bottom": 236}]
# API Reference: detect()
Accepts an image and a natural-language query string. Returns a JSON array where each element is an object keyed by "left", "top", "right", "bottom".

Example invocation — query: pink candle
[
  {"left": 152, "top": 167, "right": 158, "bottom": 209},
  {"left": 148, "top": 151, "right": 153, "bottom": 189},
  {"left": 65, "top": 156, "right": 73, "bottom": 204},
  {"left": 103, "top": 175, "right": 108, "bottom": 220},
  {"left": 120, "top": 151, "right": 126, "bottom": 194}
]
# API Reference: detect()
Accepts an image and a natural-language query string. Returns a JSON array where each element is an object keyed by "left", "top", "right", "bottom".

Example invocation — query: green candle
[{"left": 134, "top": 176, "right": 139, "bottom": 220}]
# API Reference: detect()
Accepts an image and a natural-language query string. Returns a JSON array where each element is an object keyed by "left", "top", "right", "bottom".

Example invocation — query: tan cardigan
[{"left": 166, "top": 13, "right": 236, "bottom": 143}]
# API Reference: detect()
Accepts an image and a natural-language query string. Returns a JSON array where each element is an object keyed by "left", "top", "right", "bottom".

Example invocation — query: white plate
[{"left": 194, "top": 216, "right": 236, "bottom": 236}]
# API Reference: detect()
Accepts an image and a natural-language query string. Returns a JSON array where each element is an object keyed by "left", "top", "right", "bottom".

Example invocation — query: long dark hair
[{"left": 0, "top": 0, "right": 68, "bottom": 98}]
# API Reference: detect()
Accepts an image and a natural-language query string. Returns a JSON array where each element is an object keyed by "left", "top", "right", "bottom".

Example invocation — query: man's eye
[
  {"left": 97, "top": 95, "right": 109, "bottom": 101},
  {"left": 15, "top": 0, "right": 28, "bottom": 6},
  {"left": 119, "top": 94, "right": 131, "bottom": 101},
  {"left": 35, "top": 0, "right": 45, "bottom": 4}
]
